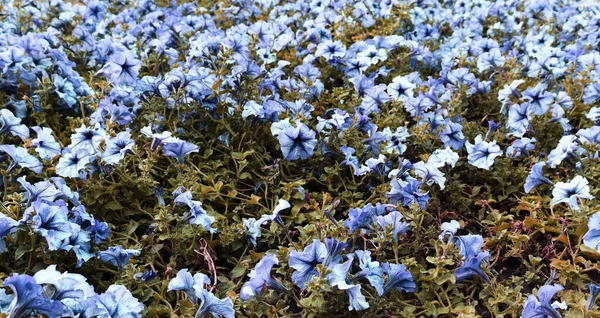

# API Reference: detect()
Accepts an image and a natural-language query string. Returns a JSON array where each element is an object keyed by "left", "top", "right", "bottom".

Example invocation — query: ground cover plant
[{"left": 1, "top": 0, "right": 600, "bottom": 316}]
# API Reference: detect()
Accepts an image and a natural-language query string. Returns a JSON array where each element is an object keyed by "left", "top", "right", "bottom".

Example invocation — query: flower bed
[{"left": 1, "top": 0, "right": 600, "bottom": 316}]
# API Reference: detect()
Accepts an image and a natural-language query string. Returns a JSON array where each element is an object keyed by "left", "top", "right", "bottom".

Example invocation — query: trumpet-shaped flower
[
  {"left": 465, "top": 135, "right": 502, "bottom": 170},
  {"left": 278, "top": 123, "right": 317, "bottom": 161},
  {"left": 551, "top": 175, "right": 593, "bottom": 211}
]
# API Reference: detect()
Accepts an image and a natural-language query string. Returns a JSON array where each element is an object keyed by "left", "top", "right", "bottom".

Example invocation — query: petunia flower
[
  {"left": 455, "top": 251, "right": 491, "bottom": 284},
  {"left": 440, "top": 121, "right": 465, "bottom": 150},
  {"left": 522, "top": 83, "right": 553, "bottom": 115},
  {"left": 289, "top": 239, "right": 328, "bottom": 288},
  {"left": 521, "top": 284, "right": 565, "bottom": 318},
  {"left": 240, "top": 254, "right": 284, "bottom": 300},
  {"left": 17, "top": 176, "right": 60, "bottom": 205},
  {"left": 0, "top": 145, "right": 43, "bottom": 174},
  {"left": 31, "top": 127, "right": 61, "bottom": 160},
  {"left": 352, "top": 250, "right": 384, "bottom": 296},
  {"left": 195, "top": 287, "right": 235, "bottom": 318},
  {"left": 326, "top": 256, "right": 370, "bottom": 311},
  {"left": 140, "top": 125, "right": 177, "bottom": 151},
  {"left": 587, "top": 283, "right": 600, "bottom": 310},
  {"left": 551, "top": 175, "right": 593, "bottom": 211},
  {"left": 162, "top": 138, "right": 199, "bottom": 164},
  {"left": 167, "top": 268, "right": 210, "bottom": 304},
  {"left": 381, "top": 262, "right": 416, "bottom": 295},
  {"left": 102, "top": 130, "right": 135, "bottom": 165},
  {"left": 68, "top": 124, "right": 106, "bottom": 155},
  {"left": 524, "top": 162, "right": 554, "bottom": 193},
  {"left": 95, "top": 50, "right": 141, "bottom": 85},
  {"left": 465, "top": 134, "right": 502, "bottom": 170},
  {"left": 0, "top": 213, "right": 17, "bottom": 254},
  {"left": 56, "top": 149, "right": 92, "bottom": 179},
  {"left": 583, "top": 212, "right": 600, "bottom": 252},
  {"left": 278, "top": 123, "right": 317, "bottom": 161},
  {"left": 33, "top": 265, "right": 95, "bottom": 315},
  {"left": 98, "top": 245, "right": 141, "bottom": 270},
  {"left": 84, "top": 285, "right": 143, "bottom": 318},
  {"left": 173, "top": 190, "right": 216, "bottom": 233},
  {"left": 375, "top": 211, "right": 409, "bottom": 242},
  {"left": 27, "top": 200, "right": 72, "bottom": 251},
  {"left": 0, "top": 109, "right": 29, "bottom": 140},
  {"left": 3, "top": 274, "right": 63, "bottom": 318},
  {"left": 401, "top": 180, "right": 430, "bottom": 210}
]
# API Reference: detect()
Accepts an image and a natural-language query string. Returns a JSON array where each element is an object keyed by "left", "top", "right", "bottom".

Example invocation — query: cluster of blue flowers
[{"left": 1, "top": 0, "right": 600, "bottom": 315}]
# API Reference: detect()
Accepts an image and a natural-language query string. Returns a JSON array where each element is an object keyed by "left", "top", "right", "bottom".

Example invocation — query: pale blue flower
[
  {"left": 551, "top": 175, "right": 593, "bottom": 211},
  {"left": 465, "top": 134, "right": 502, "bottom": 170}
]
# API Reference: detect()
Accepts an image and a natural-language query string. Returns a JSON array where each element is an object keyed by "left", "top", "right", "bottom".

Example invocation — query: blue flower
[
  {"left": 583, "top": 212, "right": 600, "bottom": 252},
  {"left": 340, "top": 146, "right": 368, "bottom": 176},
  {"left": 240, "top": 254, "right": 284, "bottom": 300},
  {"left": 17, "top": 176, "right": 60, "bottom": 205},
  {"left": 59, "top": 224, "right": 94, "bottom": 267},
  {"left": 27, "top": 200, "right": 72, "bottom": 251},
  {"left": 167, "top": 268, "right": 210, "bottom": 304},
  {"left": 376, "top": 211, "right": 409, "bottom": 242},
  {"left": 506, "top": 137, "right": 536, "bottom": 158},
  {"left": 68, "top": 124, "right": 106, "bottom": 155},
  {"left": 162, "top": 138, "right": 199, "bottom": 164},
  {"left": 353, "top": 250, "right": 384, "bottom": 296},
  {"left": 84, "top": 285, "right": 143, "bottom": 318},
  {"left": 0, "top": 109, "right": 29, "bottom": 140},
  {"left": 381, "top": 262, "right": 416, "bottom": 295},
  {"left": 173, "top": 190, "right": 216, "bottom": 233},
  {"left": 521, "top": 284, "right": 565, "bottom": 318},
  {"left": 326, "top": 256, "right": 370, "bottom": 311},
  {"left": 243, "top": 217, "right": 268, "bottom": 246},
  {"left": 454, "top": 251, "right": 491, "bottom": 284},
  {"left": 95, "top": 50, "right": 141, "bottom": 85},
  {"left": 439, "top": 220, "right": 460, "bottom": 242},
  {"left": 522, "top": 83, "right": 553, "bottom": 115},
  {"left": 465, "top": 134, "right": 502, "bottom": 170},
  {"left": 0, "top": 145, "right": 43, "bottom": 174},
  {"left": 551, "top": 175, "right": 593, "bottom": 211},
  {"left": 56, "top": 149, "right": 92, "bottom": 179},
  {"left": 101, "top": 130, "right": 134, "bottom": 165},
  {"left": 140, "top": 125, "right": 177, "bottom": 151},
  {"left": 289, "top": 239, "right": 328, "bottom": 288},
  {"left": 3, "top": 274, "right": 63, "bottom": 318},
  {"left": 440, "top": 121, "right": 465, "bottom": 150},
  {"left": 324, "top": 238, "right": 347, "bottom": 267},
  {"left": 278, "top": 123, "right": 317, "bottom": 161},
  {"left": 33, "top": 265, "right": 94, "bottom": 315},
  {"left": 98, "top": 245, "right": 141, "bottom": 270},
  {"left": 524, "top": 162, "right": 553, "bottom": 193},
  {"left": 0, "top": 213, "right": 17, "bottom": 253},
  {"left": 53, "top": 75, "right": 79, "bottom": 108},
  {"left": 195, "top": 288, "right": 235, "bottom": 318},
  {"left": 401, "top": 180, "right": 430, "bottom": 210},
  {"left": 453, "top": 234, "right": 484, "bottom": 260},
  {"left": 31, "top": 126, "right": 61, "bottom": 160},
  {"left": 587, "top": 283, "right": 600, "bottom": 310}
]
